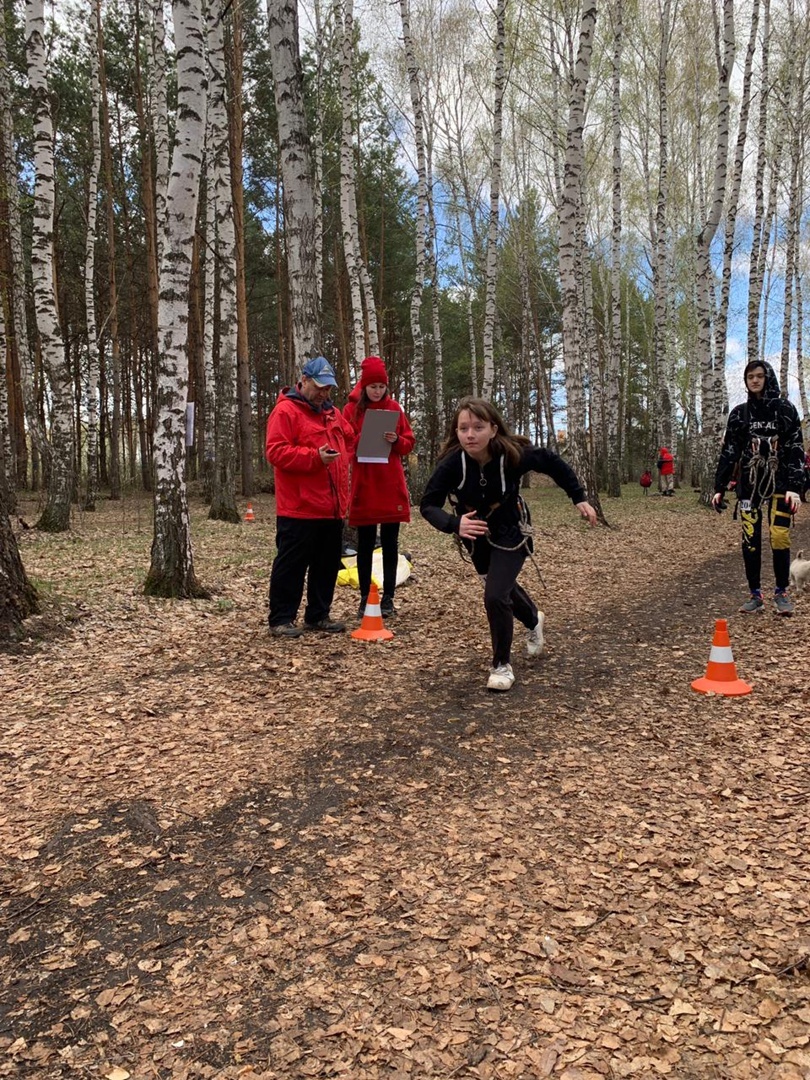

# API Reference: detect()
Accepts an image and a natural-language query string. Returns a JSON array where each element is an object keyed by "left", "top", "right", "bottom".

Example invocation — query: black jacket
[
  {"left": 714, "top": 362, "right": 805, "bottom": 507},
  {"left": 420, "top": 445, "right": 586, "bottom": 549}
]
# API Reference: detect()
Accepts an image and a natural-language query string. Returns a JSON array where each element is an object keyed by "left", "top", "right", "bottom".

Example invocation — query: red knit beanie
[{"left": 360, "top": 356, "right": 388, "bottom": 388}]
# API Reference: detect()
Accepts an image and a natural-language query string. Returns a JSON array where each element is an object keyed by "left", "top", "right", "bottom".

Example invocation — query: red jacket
[
  {"left": 343, "top": 388, "right": 415, "bottom": 526},
  {"left": 657, "top": 447, "right": 674, "bottom": 475},
  {"left": 265, "top": 389, "right": 355, "bottom": 519}
]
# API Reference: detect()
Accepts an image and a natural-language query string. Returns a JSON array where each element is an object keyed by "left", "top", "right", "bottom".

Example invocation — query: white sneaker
[
  {"left": 487, "top": 663, "right": 515, "bottom": 691},
  {"left": 526, "top": 612, "right": 545, "bottom": 657}
]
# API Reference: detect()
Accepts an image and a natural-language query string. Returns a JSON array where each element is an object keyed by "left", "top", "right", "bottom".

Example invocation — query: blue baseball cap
[{"left": 302, "top": 356, "right": 337, "bottom": 387}]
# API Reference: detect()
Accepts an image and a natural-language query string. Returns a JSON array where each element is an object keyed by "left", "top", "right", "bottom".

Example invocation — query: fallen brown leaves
[{"left": 1, "top": 488, "right": 808, "bottom": 1079}]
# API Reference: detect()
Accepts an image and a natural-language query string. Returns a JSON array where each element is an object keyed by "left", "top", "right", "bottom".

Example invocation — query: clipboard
[{"left": 356, "top": 409, "right": 395, "bottom": 463}]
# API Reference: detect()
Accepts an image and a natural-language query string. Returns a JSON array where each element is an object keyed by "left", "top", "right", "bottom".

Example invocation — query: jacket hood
[
  {"left": 348, "top": 382, "right": 363, "bottom": 404},
  {"left": 744, "top": 360, "right": 780, "bottom": 400},
  {"left": 279, "top": 385, "right": 335, "bottom": 414}
]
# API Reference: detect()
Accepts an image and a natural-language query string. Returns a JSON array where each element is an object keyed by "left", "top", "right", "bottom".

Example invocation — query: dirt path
[{"left": 1, "top": 493, "right": 809, "bottom": 1079}]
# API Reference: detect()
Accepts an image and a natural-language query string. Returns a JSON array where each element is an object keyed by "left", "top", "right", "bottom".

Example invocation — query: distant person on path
[
  {"left": 343, "top": 356, "right": 415, "bottom": 619},
  {"left": 711, "top": 359, "right": 805, "bottom": 616},
  {"left": 657, "top": 446, "right": 675, "bottom": 495},
  {"left": 420, "top": 397, "right": 597, "bottom": 693},
  {"left": 265, "top": 357, "right": 355, "bottom": 637},
  {"left": 640, "top": 468, "right": 652, "bottom": 495}
]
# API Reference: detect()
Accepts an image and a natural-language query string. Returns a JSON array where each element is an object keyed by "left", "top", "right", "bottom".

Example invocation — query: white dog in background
[{"left": 789, "top": 550, "right": 810, "bottom": 593}]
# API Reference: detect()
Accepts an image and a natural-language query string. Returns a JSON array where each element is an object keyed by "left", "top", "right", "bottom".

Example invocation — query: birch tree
[
  {"left": 696, "top": 0, "right": 734, "bottom": 486},
  {"left": 206, "top": 0, "right": 239, "bottom": 523},
  {"left": 0, "top": 6, "right": 43, "bottom": 487},
  {"left": 398, "top": 0, "right": 428, "bottom": 447},
  {"left": 559, "top": 1, "right": 603, "bottom": 519},
  {"left": 606, "top": 0, "right": 623, "bottom": 496},
  {"left": 481, "top": 0, "right": 506, "bottom": 398},
  {"left": 267, "top": 0, "right": 319, "bottom": 366},
  {"left": 25, "top": 0, "right": 74, "bottom": 532},
  {"left": 84, "top": 0, "right": 103, "bottom": 511},
  {"left": 145, "top": 0, "right": 208, "bottom": 597}
]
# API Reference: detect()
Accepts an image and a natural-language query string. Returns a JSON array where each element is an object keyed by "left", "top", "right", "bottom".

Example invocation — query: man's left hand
[
  {"left": 785, "top": 491, "right": 801, "bottom": 513},
  {"left": 576, "top": 501, "right": 598, "bottom": 527}
]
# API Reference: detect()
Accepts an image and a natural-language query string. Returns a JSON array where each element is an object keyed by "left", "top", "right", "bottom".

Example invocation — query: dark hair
[
  {"left": 355, "top": 386, "right": 389, "bottom": 418},
  {"left": 439, "top": 397, "right": 530, "bottom": 468}
]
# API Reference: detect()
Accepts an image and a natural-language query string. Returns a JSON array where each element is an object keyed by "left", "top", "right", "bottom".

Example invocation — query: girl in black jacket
[{"left": 420, "top": 398, "right": 597, "bottom": 692}]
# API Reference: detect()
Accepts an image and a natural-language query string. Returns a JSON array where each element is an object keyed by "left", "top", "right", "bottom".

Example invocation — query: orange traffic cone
[
  {"left": 244, "top": 502, "right": 255, "bottom": 523},
  {"left": 351, "top": 583, "right": 394, "bottom": 642},
  {"left": 691, "top": 618, "right": 752, "bottom": 696}
]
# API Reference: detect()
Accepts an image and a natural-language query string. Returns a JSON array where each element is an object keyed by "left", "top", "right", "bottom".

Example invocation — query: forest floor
[{"left": 1, "top": 484, "right": 809, "bottom": 1080}]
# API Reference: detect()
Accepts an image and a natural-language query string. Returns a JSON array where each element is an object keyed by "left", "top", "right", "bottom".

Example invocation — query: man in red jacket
[{"left": 265, "top": 357, "right": 355, "bottom": 637}]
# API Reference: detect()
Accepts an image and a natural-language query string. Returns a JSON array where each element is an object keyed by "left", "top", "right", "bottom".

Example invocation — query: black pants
[
  {"left": 740, "top": 495, "right": 791, "bottom": 592},
  {"left": 469, "top": 542, "right": 538, "bottom": 667},
  {"left": 268, "top": 517, "right": 343, "bottom": 627},
  {"left": 356, "top": 522, "right": 400, "bottom": 599}
]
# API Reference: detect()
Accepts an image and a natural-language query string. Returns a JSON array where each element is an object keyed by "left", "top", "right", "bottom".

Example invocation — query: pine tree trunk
[
  {"left": 25, "top": 0, "right": 74, "bottom": 532},
  {"left": 0, "top": 475, "right": 38, "bottom": 640},
  {"left": 145, "top": 0, "right": 209, "bottom": 599}
]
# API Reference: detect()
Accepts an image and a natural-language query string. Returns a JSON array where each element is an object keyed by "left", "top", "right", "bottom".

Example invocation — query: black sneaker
[
  {"left": 304, "top": 618, "right": 346, "bottom": 633},
  {"left": 270, "top": 623, "right": 304, "bottom": 638},
  {"left": 380, "top": 595, "right": 396, "bottom": 618},
  {"left": 357, "top": 595, "right": 368, "bottom": 618}
]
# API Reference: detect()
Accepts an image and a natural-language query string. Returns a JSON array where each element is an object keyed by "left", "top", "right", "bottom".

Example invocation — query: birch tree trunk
[
  {"left": 559, "top": 2, "right": 603, "bottom": 520},
  {"left": 207, "top": 0, "right": 239, "bottom": 523},
  {"left": 399, "top": 0, "right": 427, "bottom": 447},
  {"left": 606, "top": 0, "right": 623, "bottom": 498},
  {"left": 780, "top": 6, "right": 803, "bottom": 392},
  {"left": 267, "top": 0, "right": 319, "bottom": 365},
  {"left": 145, "top": 0, "right": 208, "bottom": 598},
  {"left": 652, "top": 0, "right": 674, "bottom": 456},
  {"left": 25, "top": 0, "right": 74, "bottom": 532},
  {"left": 715, "top": 0, "right": 759, "bottom": 418},
  {"left": 84, "top": 0, "right": 103, "bottom": 511},
  {"left": 225, "top": 3, "right": 254, "bottom": 495},
  {"left": 149, "top": 0, "right": 170, "bottom": 272},
  {"left": 99, "top": 15, "right": 123, "bottom": 497},
  {"left": 337, "top": 0, "right": 368, "bottom": 364},
  {"left": 696, "top": 0, "right": 734, "bottom": 490},
  {"left": 481, "top": 0, "right": 506, "bottom": 399},
  {"left": 0, "top": 8, "right": 44, "bottom": 485},
  {"left": 747, "top": 0, "right": 772, "bottom": 360}
]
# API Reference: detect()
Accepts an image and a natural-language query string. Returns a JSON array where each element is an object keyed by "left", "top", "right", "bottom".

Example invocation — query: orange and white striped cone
[
  {"left": 351, "top": 583, "right": 394, "bottom": 642},
  {"left": 691, "top": 618, "right": 752, "bottom": 696},
  {"left": 244, "top": 502, "right": 255, "bottom": 523}
]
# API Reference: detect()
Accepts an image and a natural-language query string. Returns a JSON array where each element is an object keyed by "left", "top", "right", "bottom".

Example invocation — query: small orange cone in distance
[
  {"left": 691, "top": 618, "right": 752, "bottom": 696},
  {"left": 244, "top": 502, "right": 255, "bottom": 523},
  {"left": 351, "top": 583, "right": 394, "bottom": 642}
]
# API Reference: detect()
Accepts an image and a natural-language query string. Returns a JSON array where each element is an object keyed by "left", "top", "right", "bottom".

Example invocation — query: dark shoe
[
  {"left": 380, "top": 594, "right": 396, "bottom": 618},
  {"left": 305, "top": 618, "right": 346, "bottom": 633},
  {"left": 270, "top": 622, "right": 304, "bottom": 638},
  {"left": 357, "top": 595, "right": 369, "bottom": 618},
  {"left": 774, "top": 592, "right": 794, "bottom": 616}
]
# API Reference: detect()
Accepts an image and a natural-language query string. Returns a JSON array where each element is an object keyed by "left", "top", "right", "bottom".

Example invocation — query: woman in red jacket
[{"left": 344, "top": 357, "right": 415, "bottom": 617}]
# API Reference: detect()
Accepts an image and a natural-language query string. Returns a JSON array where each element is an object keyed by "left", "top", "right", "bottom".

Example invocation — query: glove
[{"left": 785, "top": 491, "right": 800, "bottom": 513}]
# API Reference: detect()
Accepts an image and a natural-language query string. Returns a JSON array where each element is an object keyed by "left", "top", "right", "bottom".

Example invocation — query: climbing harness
[{"left": 449, "top": 452, "right": 546, "bottom": 587}]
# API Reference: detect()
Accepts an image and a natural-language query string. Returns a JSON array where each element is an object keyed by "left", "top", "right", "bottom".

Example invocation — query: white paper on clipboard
[{"left": 356, "top": 409, "right": 395, "bottom": 463}]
